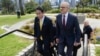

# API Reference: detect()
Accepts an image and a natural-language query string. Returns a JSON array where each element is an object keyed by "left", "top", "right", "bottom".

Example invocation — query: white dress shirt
[{"left": 62, "top": 12, "right": 68, "bottom": 26}]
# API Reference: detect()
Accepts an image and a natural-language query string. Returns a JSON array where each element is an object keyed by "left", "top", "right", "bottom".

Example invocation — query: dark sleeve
[
  {"left": 48, "top": 19, "right": 54, "bottom": 42},
  {"left": 89, "top": 26, "right": 93, "bottom": 33},
  {"left": 56, "top": 16, "right": 60, "bottom": 38},
  {"left": 88, "top": 26, "right": 93, "bottom": 38},
  {"left": 80, "top": 31, "right": 83, "bottom": 38},
  {"left": 34, "top": 17, "right": 37, "bottom": 38},
  {"left": 74, "top": 16, "right": 81, "bottom": 43},
  {"left": 50, "top": 26, "right": 56, "bottom": 42}
]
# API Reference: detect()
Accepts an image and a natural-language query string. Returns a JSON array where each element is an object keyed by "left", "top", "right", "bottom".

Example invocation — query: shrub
[
  {"left": 42, "top": 1, "right": 52, "bottom": 12},
  {"left": 21, "top": 24, "right": 34, "bottom": 34},
  {"left": 47, "top": 9, "right": 60, "bottom": 13},
  {"left": 1, "top": 0, "right": 15, "bottom": 14},
  {"left": 73, "top": 7, "right": 98, "bottom": 13},
  {"left": 89, "top": 5, "right": 98, "bottom": 9},
  {"left": 20, "top": 20, "right": 34, "bottom": 34},
  {"left": 25, "top": 1, "right": 38, "bottom": 14}
]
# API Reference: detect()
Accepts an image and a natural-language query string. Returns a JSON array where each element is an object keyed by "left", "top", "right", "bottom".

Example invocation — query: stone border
[
  {"left": 89, "top": 44, "right": 96, "bottom": 56},
  {"left": 16, "top": 43, "right": 34, "bottom": 56}
]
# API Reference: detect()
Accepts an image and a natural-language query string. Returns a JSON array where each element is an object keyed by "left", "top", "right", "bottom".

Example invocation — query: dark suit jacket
[
  {"left": 34, "top": 16, "right": 53, "bottom": 42},
  {"left": 56, "top": 13, "right": 81, "bottom": 45},
  {"left": 83, "top": 25, "right": 92, "bottom": 39}
]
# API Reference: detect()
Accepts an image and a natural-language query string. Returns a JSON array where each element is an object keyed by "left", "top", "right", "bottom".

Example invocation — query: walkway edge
[{"left": 89, "top": 44, "right": 96, "bottom": 56}]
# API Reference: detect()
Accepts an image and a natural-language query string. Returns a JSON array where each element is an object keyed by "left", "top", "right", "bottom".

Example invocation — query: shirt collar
[
  {"left": 63, "top": 12, "right": 68, "bottom": 17},
  {"left": 40, "top": 16, "right": 45, "bottom": 22}
]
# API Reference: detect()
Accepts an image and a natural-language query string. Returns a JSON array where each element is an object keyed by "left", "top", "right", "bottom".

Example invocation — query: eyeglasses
[{"left": 60, "top": 7, "right": 67, "bottom": 9}]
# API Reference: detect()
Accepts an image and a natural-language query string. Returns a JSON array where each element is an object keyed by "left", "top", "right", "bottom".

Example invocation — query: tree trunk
[{"left": 19, "top": 0, "right": 25, "bottom": 15}]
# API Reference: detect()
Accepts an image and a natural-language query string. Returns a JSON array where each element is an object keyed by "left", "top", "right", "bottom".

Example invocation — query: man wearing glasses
[{"left": 56, "top": 2, "right": 81, "bottom": 56}]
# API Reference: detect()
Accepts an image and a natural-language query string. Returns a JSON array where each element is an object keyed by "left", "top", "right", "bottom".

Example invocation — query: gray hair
[{"left": 60, "top": 2, "right": 70, "bottom": 8}]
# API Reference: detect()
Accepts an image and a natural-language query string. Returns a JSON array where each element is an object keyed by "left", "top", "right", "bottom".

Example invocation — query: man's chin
[{"left": 61, "top": 12, "right": 66, "bottom": 14}]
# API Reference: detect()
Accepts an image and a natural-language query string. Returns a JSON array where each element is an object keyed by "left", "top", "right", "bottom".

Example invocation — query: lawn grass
[
  {"left": 0, "top": 14, "right": 34, "bottom": 56},
  {"left": 96, "top": 47, "right": 100, "bottom": 56},
  {"left": 0, "top": 14, "right": 35, "bottom": 34},
  {"left": 96, "top": 40, "right": 100, "bottom": 44},
  {"left": 0, "top": 14, "right": 35, "bottom": 26},
  {"left": 0, "top": 34, "right": 33, "bottom": 56},
  {"left": 0, "top": 29, "right": 5, "bottom": 34}
]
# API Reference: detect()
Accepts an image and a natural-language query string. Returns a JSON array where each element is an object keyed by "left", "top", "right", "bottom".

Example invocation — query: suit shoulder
[
  {"left": 34, "top": 17, "right": 38, "bottom": 21},
  {"left": 56, "top": 13, "right": 61, "bottom": 17},
  {"left": 69, "top": 13, "right": 77, "bottom": 18},
  {"left": 69, "top": 13, "right": 77, "bottom": 20},
  {"left": 45, "top": 16, "right": 52, "bottom": 22}
]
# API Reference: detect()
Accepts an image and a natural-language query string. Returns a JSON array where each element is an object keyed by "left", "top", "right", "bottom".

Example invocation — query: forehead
[
  {"left": 60, "top": 2, "right": 69, "bottom": 7},
  {"left": 36, "top": 10, "right": 43, "bottom": 13},
  {"left": 36, "top": 10, "right": 41, "bottom": 12}
]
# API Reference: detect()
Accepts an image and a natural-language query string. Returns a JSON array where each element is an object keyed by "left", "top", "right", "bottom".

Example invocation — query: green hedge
[
  {"left": 73, "top": 8, "right": 99, "bottom": 13},
  {"left": 47, "top": 9, "right": 60, "bottom": 13},
  {"left": 47, "top": 8, "right": 100, "bottom": 13}
]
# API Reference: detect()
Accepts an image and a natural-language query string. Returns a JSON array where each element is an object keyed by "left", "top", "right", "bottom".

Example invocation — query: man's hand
[
  {"left": 74, "top": 42, "right": 81, "bottom": 46},
  {"left": 50, "top": 42, "right": 54, "bottom": 47},
  {"left": 56, "top": 38, "right": 59, "bottom": 43},
  {"left": 34, "top": 37, "right": 37, "bottom": 40}
]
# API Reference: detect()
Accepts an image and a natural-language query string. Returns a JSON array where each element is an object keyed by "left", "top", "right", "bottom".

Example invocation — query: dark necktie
[{"left": 62, "top": 15, "right": 65, "bottom": 27}]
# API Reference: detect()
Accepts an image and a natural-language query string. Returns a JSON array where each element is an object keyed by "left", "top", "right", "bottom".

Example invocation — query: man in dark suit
[
  {"left": 34, "top": 7, "right": 53, "bottom": 56},
  {"left": 56, "top": 2, "right": 81, "bottom": 56}
]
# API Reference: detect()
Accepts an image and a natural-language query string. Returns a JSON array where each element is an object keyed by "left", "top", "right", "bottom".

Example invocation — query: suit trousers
[
  {"left": 58, "top": 41, "right": 73, "bottom": 56},
  {"left": 37, "top": 39, "right": 52, "bottom": 56}
]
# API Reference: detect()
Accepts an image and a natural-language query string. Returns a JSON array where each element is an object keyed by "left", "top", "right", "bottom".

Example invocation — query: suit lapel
[
  {"left": 59, "top": 14, "right": 63, "bottom": 27},
  {"left": 66, "top": 13, "right": 70, "bottom": 28},
  {"left": 36, "top": 18, "right": 40, "bottom": 31}
]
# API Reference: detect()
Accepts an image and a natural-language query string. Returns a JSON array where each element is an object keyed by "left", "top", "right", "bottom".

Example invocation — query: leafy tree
[
  {"left": 42, "top": 1, "right": 52, "bottom": 11},
  {"left": 97, "top": 0, "right": 100, "bottom": 7},
  {"left": 1, "top": 0, "right": 15, "bottom": 14},
  {"left": 25, "top": 1, "right": 38, "bottom": 14}
]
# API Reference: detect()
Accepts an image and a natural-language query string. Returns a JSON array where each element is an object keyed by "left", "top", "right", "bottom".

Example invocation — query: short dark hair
[{"left": 36, "top": 6, "right": 44, "bottom": 13}]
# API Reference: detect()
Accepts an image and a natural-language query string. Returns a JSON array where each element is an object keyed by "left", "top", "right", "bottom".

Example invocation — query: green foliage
[
  {"left": 0, "top": 34, "right": 33, "bottom": 56},
  {"left": 20, "top": 19, "right": 34, "bottom": 34},
  {"left": 42, "top": 1, "right": 52, "bottom": 11},
  {"left": 97, "top": 0, "right": 100, "bottom": 5},
  {"left": 25, "top": 1, "right": 52, "bottom": 13},
  {"left": 0, "top": 14, "right": 34, "bottom": 56},
  {"left": 96, "top": 47, "right": 100, "bottom": 56},
  {"left": 1, "top": 0, "right": 15, "bottom": 14},
  {"left": 21, "top": 24, "right": 34, "bottom": 34},
  {"left": 72, "top": 8, "right": 99, "bottom": 13},
  {"left": 25, "top": 1, "right": 38, "bottom": 14},
  {"left": 89, "top": 5, "right": 99, "bottom": 9},
  {"left": 47, "top": 7, "right": 100, "bottom": 13},
  {"left": 0, "top": 14, "right": 34, "bottom": 26},
  {"left": 47, "top": 9, "right": 60, "bottom": 13},
  {"left": 96, "top": 40, "right": 100, "bottom": 44}
]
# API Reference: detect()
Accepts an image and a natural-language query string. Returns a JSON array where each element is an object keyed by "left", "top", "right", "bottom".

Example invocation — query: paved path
[
  {"left": 77, "top": 42, "right": 83, "bottom": 56},
  {"left": 10, "top": 18, "right": 34, "bottom": 30}
]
